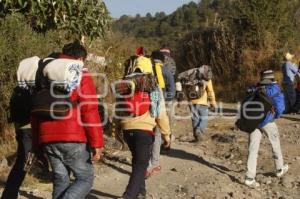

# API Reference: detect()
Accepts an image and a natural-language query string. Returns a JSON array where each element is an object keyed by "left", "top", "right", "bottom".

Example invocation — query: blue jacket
[
  {"left": 162, "top": 66, "right": 175, "bottom": 101},
  {"left": 258, "top": 83, "right": 285, "bottom": 128},
  {"left": 282, "top": 61, "right": 298, "bottom": 83}
]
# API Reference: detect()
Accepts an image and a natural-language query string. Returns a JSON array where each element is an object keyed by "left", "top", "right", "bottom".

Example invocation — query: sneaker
[
  {"left": 136, "top": 192, "right": 146, "bottom": 199},
  {"left": 145, "top": 169, "right": 153, "bottom": 178},
  {"left": 276, "top": 164, "right": 289, "bottom": 177},
  {"left": 245, "top": 178, "right": 260, "bottom": 188},
  {"left": 145, "top": 165, "right": 161, "bottom": 178},
  {"left": 152, "top": 165, "right": 161, "bottom": 173},
  {"left": 136, "top": 195, "right": 146, "bottom": 199}
]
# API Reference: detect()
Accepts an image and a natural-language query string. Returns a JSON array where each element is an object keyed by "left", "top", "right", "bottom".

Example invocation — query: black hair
[
  {"left": 151, "top": 50, "right": 165, "bottom": 62},
  {"left": 47, "top": 52, "right": 60, "bottom": 59},
  {"left": 62, "top": 40, "right": 87, "bottom": 59}
]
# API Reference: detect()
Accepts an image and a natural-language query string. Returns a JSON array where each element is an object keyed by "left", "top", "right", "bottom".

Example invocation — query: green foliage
[
  {"left": 0, "top": 0, "right": 110, "bottom": 39},
  {"left": 0, "top": 14, "right": 62, "bottom": 131},
  {"left": 114, "top": 0, "right": 300, "bottom": 101},
  {"left": 231, "top": 0, "right": 293, "bottom": 47},
  {"left": 87, "top": 31, "right": 143, "bottom": 81},
  {"left": 114, "top": 1, "right": 201, "bottom": 50},
  {"left": 178, "top": 0, "right": 300, "bottom": 101}
]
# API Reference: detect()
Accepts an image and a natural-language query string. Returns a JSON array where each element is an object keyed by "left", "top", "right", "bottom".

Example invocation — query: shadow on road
[
  {"left": 164, "top": 148, "right": 244, "bottom": 185},
  {"left": 102, "top": 160, "right": 131, "bottom": 176},
  {"left": 87, "top": 189, "right": 120, "bottom": 199},
  {"left": 19, "top": 190, "right": 44, "bottom": 199}
]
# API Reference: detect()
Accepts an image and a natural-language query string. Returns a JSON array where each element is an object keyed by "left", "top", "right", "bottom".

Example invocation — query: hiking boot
[
  {"left": 245, "top": 177, "right": 260, "bottom": 188},
  {"left": 276, "top": 164, "right": 289, "bottom": 177}
]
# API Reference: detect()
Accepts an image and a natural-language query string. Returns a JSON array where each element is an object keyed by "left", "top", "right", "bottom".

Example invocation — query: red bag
[{"left": 123, "top": 91, "right": 150, "bottom": 116}]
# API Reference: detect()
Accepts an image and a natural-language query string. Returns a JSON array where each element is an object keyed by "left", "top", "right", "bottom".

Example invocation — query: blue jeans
[
  {"left": 189, "top": 104, "right": 209, "bottom": 135},
  {"left": 44, "top": 143, "right": 94, "bottom": 199}
]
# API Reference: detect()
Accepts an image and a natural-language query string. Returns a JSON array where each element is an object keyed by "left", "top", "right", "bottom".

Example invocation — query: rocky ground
[{"left": 0, "top": 103, "right": 299, "bottom": 199}]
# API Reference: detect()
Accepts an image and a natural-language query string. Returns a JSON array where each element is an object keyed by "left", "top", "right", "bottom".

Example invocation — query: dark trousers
[
  {"left": 1, "top": 128, "right": 32, "bottom": 199},
  {"left": 122, "top": 130, "right": 154, "bottom": 199}
]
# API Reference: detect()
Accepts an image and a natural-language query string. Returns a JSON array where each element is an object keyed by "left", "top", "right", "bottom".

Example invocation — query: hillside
[{"left": 114, "top": 0, "right": 300, "bottom": 101}]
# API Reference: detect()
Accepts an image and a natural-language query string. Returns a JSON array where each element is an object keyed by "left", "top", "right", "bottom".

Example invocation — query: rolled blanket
[
  {"left": 17, "top": 56, "right": 40, "bottom": 89},
  {"left": 43, "top": 59, "right": 84, "bottom": 92},
  {"left": 178, "top": 65, "right": 212, "bottom": 84},
  {"left": 125, "top": 73, "right": 157, "bottom": 93},
  {"left": 113, "top": 73, "right": 157, "bottom": 96},
  {"left": 113, "top": 80, "right": 135, "bottom": 96}
]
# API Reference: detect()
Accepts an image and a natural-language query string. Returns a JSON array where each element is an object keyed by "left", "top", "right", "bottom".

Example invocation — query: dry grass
[{"left": 0, "top": 126, "right": 17, "bottom": 159}]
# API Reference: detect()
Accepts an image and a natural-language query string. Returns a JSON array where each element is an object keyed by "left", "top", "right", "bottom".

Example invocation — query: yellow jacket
[
  {"left": 153, "top": 61, "right": 165, "bottom": 89},
  {"left": 133, "top": 56, "right": 165, "bottom": 89},
  {"left": 191, "top": 80, "right": 217, "bottom": 107}
]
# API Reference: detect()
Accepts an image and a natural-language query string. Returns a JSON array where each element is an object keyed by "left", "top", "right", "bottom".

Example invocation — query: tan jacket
[
  {"left": 120, "top": 95, "right": 171, "bottom": 142},
  {"left": 191, "top": 80, "right": 217, "bottom": 107}
]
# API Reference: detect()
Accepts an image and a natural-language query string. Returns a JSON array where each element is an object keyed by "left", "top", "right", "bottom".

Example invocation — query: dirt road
[{"left": 1, "top": 104, "right": 300, "bottom": 199}]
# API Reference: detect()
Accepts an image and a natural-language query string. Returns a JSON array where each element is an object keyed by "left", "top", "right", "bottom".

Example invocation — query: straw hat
[{"left": 285, "top": 52, "right": 295, "bottom": 61}]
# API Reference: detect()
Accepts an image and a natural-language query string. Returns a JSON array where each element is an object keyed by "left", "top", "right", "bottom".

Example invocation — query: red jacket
[{"left": 31, "top": 68, "right": 104, "bottom": 148}]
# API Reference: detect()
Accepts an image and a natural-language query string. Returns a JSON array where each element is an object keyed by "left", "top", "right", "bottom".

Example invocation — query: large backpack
[
  {"left": 114, "top": 73, "right": 157, "bottom": 95},
  {"left": 235, "top": 84, "right": 285, "bottom": 133},
  {"left": 10, "top": 56, "right": 40, "bottom": 123},
  {"left": 177, "top": 65, "right": 213, "bottom": 100},
  {"left": 133, "top": 56, "right": 165, "bottom": 89},
  {"left": 114, "top": 89, "right": 151, "bottom": 118},
  {"left": 114, "top": 56, "right": 162, "bottom": 118},
  {"left": 124, "top": 55, "right": 138, "bottom": 76},
  {"left": 31, "top": 58, "right": 83, "bottom": 120}
]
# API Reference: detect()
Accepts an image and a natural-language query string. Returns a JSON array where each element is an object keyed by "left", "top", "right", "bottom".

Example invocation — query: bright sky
[{"left": 103, "top": 0, "right": 199, "bottom": 18}]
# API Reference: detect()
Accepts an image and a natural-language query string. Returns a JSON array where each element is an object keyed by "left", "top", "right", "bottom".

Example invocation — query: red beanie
[{"left": 136, "top": 47, "right": 144, "bottom": 56}]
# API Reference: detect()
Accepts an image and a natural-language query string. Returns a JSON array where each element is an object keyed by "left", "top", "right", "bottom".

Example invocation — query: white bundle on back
[
  {"left": 43, "top": 58, "right": 84, "bottom": 92},
  {"left": 17, "top": 56, "right": 40, "bottom": 89}
]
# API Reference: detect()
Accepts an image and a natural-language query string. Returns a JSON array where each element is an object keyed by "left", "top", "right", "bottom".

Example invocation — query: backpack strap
[
  {"left": 151, "top": 59, "right": 158, "bottom": 77},
  {"left": 151, "top": 59, "right": 160, "bottom": 86},
  {"left": 35, "top": 58, "right": 55, "bottom": 91}
]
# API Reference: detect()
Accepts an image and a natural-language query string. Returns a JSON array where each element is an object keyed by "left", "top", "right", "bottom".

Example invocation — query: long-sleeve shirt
[
  {"left": 191, "top": 80, "right": 217, "bottom": 107},
  {"left": 282, "top": 61, "right": 298, "bottom": 83}
]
